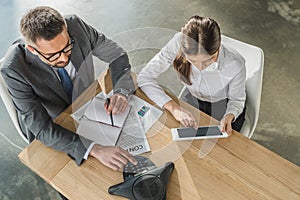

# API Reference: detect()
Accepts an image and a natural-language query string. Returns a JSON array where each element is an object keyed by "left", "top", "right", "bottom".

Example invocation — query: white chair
[
  {"left": 178, "top": 35, "right": 264, "bottom": 138},
  {"left": 0, "top": 58, "right": 29, "bottom": 143}
]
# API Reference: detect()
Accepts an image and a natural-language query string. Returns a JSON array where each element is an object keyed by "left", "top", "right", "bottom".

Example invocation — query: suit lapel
[
  {"left": 69, "top": 34, "right": 93, "bottom": 98},
  {"left": 25, "top": 48, "right": 71, "bottom": 104},
  {"left": 69, "top": 33, "right": 83, "bottom": 71}
]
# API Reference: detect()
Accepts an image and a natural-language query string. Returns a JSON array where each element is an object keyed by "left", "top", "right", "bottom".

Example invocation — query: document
[
  {"left": 76, "top": 118, "right": 121, "bottom": 146},
  {"left": 73, "top": 96, "right": 130, "bottom": 146},
  {"left": 72, "top": 93, "right": 163, "bottom": 154},
  {"left": 116, "top": 95, "right": 163, "bottom": 155},
  {"left": 117, "top": 108, "right": 149, "bottom": 155}
]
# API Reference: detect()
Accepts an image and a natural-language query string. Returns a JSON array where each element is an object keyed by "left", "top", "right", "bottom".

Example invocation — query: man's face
[{"left": 30, "top": 26, "right": 73, "bottom": 68}]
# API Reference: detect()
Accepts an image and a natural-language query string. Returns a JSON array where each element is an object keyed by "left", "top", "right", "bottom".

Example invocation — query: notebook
[
  {"left": 83, "top": 97, "right": 130, "bottom": 128},
  {"left": 76, "top": 97, "right": 130, "bottom": 146}
]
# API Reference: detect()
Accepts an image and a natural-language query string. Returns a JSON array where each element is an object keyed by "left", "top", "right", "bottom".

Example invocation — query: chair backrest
[
  {"left": 0, "top": 58, "right": 29, "bottom": 143},
  {"left": 221, "top": 35, "right": 264, "bottom": 138}
]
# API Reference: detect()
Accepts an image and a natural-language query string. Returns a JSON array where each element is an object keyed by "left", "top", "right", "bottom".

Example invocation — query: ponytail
[{"left": 173, "top": 50, "right": 192, "bottom": 85}]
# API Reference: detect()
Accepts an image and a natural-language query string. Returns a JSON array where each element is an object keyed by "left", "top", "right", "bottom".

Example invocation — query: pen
[{"left": 105, "top": 98, "right": 114, "bottom": 126}]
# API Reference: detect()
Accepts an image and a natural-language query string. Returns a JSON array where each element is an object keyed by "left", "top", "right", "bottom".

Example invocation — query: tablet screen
[{"left": 177, "top": 126, "right": 222, "bottom": 138}]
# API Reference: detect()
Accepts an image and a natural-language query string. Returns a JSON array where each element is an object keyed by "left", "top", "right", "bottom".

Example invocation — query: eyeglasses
[{"left": 34, "top": 37, "right": 75, "bottom": 62}]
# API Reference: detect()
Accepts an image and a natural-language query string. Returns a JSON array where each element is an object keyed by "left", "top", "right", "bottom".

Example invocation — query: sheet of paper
[
  {"left": 76, "top": 118, "right": 121, "bottom": 146},
  {"left": 117, "top": 95, "right": 163, "bottom": 155},
  {"left": 129, "top": 95, "right": 163, "bottom": 133},
  {"left": 84, "top": 97, "right": 130, "bottom": 128},
  {"left": 71, "top": 100, "right": 91, "bottom": 122},
  {"left": 117, "top": 107, "right": 150, "bottom": 155}
]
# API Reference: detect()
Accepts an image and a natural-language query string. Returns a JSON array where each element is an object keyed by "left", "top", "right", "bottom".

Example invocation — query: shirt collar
[
  {"left": 202, "top": 62, "right": 218, "bottom": 71},
  {"left": 201, "top": 44, "right": 225, "bottom": 72}
]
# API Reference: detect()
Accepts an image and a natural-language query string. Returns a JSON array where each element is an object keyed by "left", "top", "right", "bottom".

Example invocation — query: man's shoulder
[
  {"left": 64, "top": 14, "right": 80, "bottom": 22},
  {"left": 64, "top": 14, "right": 85, "bottom": 28},
  {"left": 1, "top": 41, "right": 30, "bottom": 74},
  {"left": 1, "top": 41, "right": 27, "bottom": 70},
  {"left": 64, "top": 14, "right": 89, "bottom": 35}
]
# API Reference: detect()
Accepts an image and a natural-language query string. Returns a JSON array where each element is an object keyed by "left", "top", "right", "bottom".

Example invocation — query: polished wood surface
[{"left": 19, "top": 75, "right": 300, "bottom": 200}]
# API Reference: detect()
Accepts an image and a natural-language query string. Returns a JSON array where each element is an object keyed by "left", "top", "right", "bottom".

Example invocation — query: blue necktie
[{"left": 57, "top": 68, "right": 73, "bottom": 100}]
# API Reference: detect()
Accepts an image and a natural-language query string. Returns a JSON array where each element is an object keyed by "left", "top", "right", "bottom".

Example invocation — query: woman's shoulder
[
  {"left": 219, "top": 44, "right": 245, "bottom": 73},
  {"left": 161, "top": 32, "right": 182, "bottom": 56},
  {"left": 173, "top": 32, "right": 182, "bottom": 39},
  {"left": 222, "top": 44, "right": 245, "bottom": 64},
  {"left": 166, "top": 32, "right": 181, "bottom": 46}
]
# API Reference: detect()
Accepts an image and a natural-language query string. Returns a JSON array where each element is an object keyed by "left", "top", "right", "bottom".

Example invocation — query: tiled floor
[{"left": 0, "top": 0, "right": 299, "bottom": 199}]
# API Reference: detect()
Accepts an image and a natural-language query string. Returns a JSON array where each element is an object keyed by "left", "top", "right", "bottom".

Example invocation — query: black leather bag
[{"left": 108, "top": 160, "right": 174, "bottom": 200}]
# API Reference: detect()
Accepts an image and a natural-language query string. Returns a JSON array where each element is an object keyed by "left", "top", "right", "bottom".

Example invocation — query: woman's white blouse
[{"left": 137, "top": 33, "right": 246, "bottom": 120}]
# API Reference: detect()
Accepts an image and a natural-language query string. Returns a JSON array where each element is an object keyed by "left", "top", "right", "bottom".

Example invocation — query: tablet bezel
[{"left": 171, "top": 125, "right": 228, "bottom": 141}]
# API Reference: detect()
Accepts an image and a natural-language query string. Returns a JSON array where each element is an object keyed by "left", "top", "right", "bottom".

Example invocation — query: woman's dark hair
[
  {"left": 20, "top": 6, "right": 66, "bottom": 45},
  {"left": 173, "top": 16, "right": 221, "bottom": 85}
]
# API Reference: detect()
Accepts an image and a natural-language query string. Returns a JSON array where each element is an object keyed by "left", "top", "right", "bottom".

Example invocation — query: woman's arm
[
  {"left": 222, "top": 60, "right": 246, "bottom": 134},
  {"left": 137, "top": 33, "right": 181, "bottom": 108},
  {"left": 225, "top": 63, "right": 246, "bottom": 120},
  {"left": 138, "top": 33, "right": 197, "bottom": 127}
]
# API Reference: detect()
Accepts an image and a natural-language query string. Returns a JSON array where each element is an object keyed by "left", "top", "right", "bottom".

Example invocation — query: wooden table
[{"left": 19, "top": 80, "right": 300, "bottom": 200}]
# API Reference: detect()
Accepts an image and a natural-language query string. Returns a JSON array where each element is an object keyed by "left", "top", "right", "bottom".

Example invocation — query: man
[{"left": 1, "top": 6, "right": 137, "bottom": 170}]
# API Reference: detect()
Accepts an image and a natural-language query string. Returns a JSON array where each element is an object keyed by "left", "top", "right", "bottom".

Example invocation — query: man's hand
[
  {"left": 164, "top": 100, "right": 197, "bottom": 128},
  {"left": 104, "top": 93, "right": 128, "bottom": 115},
  {"left": 89, "top": 144, "right": 137, "bottom": 170},
  {"left": 220, "top": 113, "right": 235, "bottom": 135}
]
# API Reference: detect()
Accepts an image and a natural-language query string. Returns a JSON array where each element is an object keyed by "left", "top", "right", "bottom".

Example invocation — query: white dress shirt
[
  {"left": 53, "top": 61, "right": 94, "bottom": 159},
  {"left": 137, "top": 32, "right": 246, "bottom": 120},
  {"left": 53, "top": 61, "right": 77, "bottom": 82}
]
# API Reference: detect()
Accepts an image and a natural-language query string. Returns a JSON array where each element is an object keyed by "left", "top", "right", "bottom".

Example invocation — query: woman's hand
[
  {"left": 220, "top": 113, "right": 235, "bottom": 135},
  {"left": 164, "top": 100, "right": 197, "bottom": 128}
]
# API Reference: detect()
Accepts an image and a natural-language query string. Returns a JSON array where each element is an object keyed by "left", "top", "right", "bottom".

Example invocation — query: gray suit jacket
[{"left": 1, "top": 15, "right": 134, "bottom": 165}]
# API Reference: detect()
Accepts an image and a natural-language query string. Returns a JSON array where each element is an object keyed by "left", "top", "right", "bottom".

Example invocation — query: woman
[{"left": 137, "top": 16, "right": 246, "bottom": 134}]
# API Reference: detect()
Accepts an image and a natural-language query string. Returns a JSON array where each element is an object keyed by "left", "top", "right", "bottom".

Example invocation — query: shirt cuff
[
  {"left": 156, "top": 95, "right": 173, "bottom": 109},
  {"left": 224, "top": 110, "right": 238, "bottom": 122},
  {"left": 83, "top": 142, "right": 95, "bottom": 160}
]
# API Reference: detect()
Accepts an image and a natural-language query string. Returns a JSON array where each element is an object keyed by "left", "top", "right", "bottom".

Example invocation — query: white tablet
[{"left": 171, "top": 125, "right": 228, "bottom": 141}]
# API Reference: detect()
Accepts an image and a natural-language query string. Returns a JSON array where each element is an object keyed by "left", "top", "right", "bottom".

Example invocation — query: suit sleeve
[
  {"left": 1, "top": 65, "right": 92, "bottom": 166},
  {"left": 73, "top": 15, "right": 135, "bottom": 93}
]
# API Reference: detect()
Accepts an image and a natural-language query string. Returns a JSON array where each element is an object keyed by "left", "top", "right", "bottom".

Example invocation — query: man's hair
[{"left": 20, "top": 6, "right": 66, "bottom": 45}]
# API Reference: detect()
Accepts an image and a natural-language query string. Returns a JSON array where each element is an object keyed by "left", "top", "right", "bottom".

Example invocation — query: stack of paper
[{"left": 72, "top": 93, "right": 163, "bottom": 155}]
